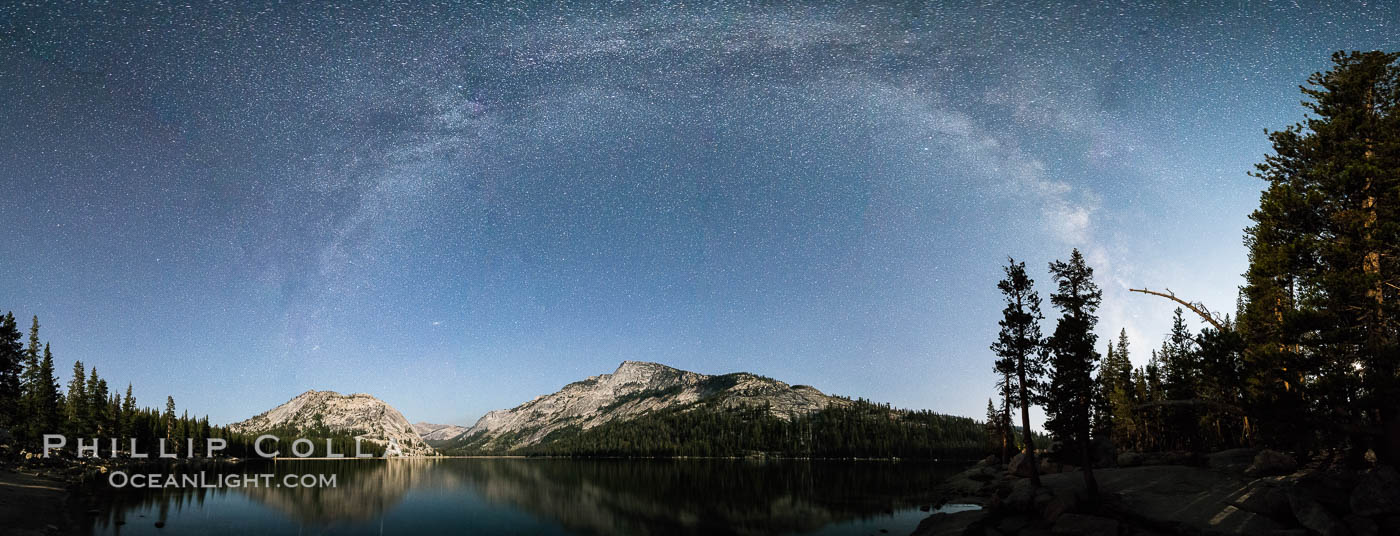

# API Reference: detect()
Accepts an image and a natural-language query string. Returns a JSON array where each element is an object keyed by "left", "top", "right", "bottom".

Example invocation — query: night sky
[{"left": 1, "top": 1, "right": 1395, "bottom": 427}]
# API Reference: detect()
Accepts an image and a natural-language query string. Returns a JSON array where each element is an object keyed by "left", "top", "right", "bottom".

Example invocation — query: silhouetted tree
[
  {"left": 0, "top": 313, "right": 23, "bottom": 433},
  {"left": 65, "top": 361, "right": 87, "bottom": 436},
  {"left": 990, "top": 258, "right": 1047, "bottom": 486},
  {"left": 1240, "top": 50, "right": 1400, "bottom": 461},
  {"left": 1045, "top": 249, "right": 1102, "bottom": 499}
]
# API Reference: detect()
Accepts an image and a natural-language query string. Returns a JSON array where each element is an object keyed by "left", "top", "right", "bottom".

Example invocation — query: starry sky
[{"left": 1, "top": 1, "right": 1395, "bottom": 428}]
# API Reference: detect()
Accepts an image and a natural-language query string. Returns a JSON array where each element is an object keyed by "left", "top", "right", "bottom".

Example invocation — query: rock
[
  {"left": 1230, "top": 483, "right": 1292, "bottom": 519},
  {"left": 1350, "top": 465, "right": 1400, "bottom": 517},
  {"left": 967, "top": 466, "right": 999, "bottom": 482},
  {"left": 1011, "top": 452, "right": 1037, "bottom": 477},
  {"left": 1288, "top": 489, "right": 1349, "bottom": 536},
  {"left": 1344, "top": 514, "right": 1378, "bottom": 536},
  {"left": 411, "top": 422, "right": 470, "bottom": 442},
  {"left": 1246, "top": 449, "right": 1297, "bottom": 477},
  {"left": 1206, "top": 448, "right": 1258, "bottom": 472},
  {"left": 1040, "top": 457, "right": 1077, "bottom": 475},
  {"left": 1050, "top": 513, "right": 1119, "bottom": 536},
  {"left": 230, "top": 390, "right": 435, "bottom": 456},
  {"left": 996, "top": 514, "right": 1032, "bottom": 534},
  {"left": 910, "top": 510, "right": 986, "bottom": 536},
  {"left": 1038, "top": 488, "right": 1080, "bottom": 522},
  {"left": 1037, "top": 464, "right": 1284, "bottom": 534},
  {"left": 983, "top": 454, "right": 1000, "bottom": 465},
  {"left": 1003, "top": 485, "right": 1039, "bottom": 512}
]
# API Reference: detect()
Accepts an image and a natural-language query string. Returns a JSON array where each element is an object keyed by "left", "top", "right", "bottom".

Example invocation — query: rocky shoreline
[{"left": 915, "top": 449, "right": 1400, "bottom": 536}]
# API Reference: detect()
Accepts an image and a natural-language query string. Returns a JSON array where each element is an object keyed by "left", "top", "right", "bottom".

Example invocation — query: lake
[{"left": 77, "top": 458, "right": 975, "bottom": 535}]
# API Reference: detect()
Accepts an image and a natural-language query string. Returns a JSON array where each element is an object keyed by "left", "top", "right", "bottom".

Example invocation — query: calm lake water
[{"left": 78, "top": 458, "right": 973, "bottom": 536}]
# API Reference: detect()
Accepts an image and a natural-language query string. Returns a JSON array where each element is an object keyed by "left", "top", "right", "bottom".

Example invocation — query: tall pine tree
[
  {"left": 65, "top": 361, "right": 87, "bottom": 437},
  {"left": 26, "top": 344, "right": 61, "bottom": 440},
  {"left": 991, "top": 258, "right": 1048, "bottom": 487},
  {"left": 1045, "top": 249, "right": 1102, "bottom": 499}
]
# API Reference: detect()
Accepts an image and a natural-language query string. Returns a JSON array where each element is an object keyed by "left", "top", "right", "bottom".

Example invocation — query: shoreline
[{"left": 914, "top": 449, "right": 1400, "bottom": 536}]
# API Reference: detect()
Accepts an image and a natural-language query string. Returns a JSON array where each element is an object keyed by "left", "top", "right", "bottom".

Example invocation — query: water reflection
[{"left": 81, "top": 458, "right": 964, "bottom": 535}]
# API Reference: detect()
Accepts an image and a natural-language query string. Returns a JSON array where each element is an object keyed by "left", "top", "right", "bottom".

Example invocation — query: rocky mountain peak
[{"left": 231, "top": 390, "right": 434, "bottom": 456}]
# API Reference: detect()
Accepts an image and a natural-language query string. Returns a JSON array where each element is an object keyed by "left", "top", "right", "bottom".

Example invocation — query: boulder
[
  {"left": 1011, "top": 452, "right": 1038, "bottom": 478},
  {"left": 1037, "top": 488, "right": 1080, "bottom": 522},
  {"left": 1349, "top": 465, "right": 1400, "bottom": 517},
  {"left": 910, "top": 509, "right": 987, "bottom": 536},
  {"left": 1246, "top": 449, "right": 1297, "bottom": 477},
  {"left": 1288, "top": 489, "right": 1349, "bottom": 536},
  {"left": 1206, "top": 448, "right": 1258, "bottom": 473},
  {"left": 1050, "top": 513, "right": 1119, "bottom": 536}
]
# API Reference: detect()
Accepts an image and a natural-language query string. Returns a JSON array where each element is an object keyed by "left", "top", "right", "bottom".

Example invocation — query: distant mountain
[
  {"left": 231, "top": 390, "right": 434, "bottom": 456},
  {"left": 442, "top": 361, "right": 850, "bottom": 453},
  {"left": 412, "top": 422, "right": 470, "bottom": 443}
]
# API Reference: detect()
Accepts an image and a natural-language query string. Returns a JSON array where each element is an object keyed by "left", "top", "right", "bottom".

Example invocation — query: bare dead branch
[{"left": 1128, "top": 287, "right": 1227, "bottom": 332}]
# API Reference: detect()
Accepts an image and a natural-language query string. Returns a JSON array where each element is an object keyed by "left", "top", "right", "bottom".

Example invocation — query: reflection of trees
[
  {"left": 87, "top": 459, "right": 959, "bottom": 535},
  {"left": 445, "top": 459, "right": 956, "bottom": 536}
]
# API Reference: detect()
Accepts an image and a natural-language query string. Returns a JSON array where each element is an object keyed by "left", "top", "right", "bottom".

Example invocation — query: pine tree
[
  {"left": 65, "top": 361, "right": 87, "bottom": 437},
  {"left": 1131, "top": 367, "right": 1149, "bottom": 450},
  {"left": 17, "top": 317, "right": 42, "bottom": 438},
  {"left": 1045, "top": 249, "right": 1102, "bottom": 499},
  {"left": 122, "top": 384, "right": 137, "bottom": 439},
  {"left": 86, "top": 368, "right": 108, "bottom": 436},
  {"left": 1241, "top": 50, "right": 1400, "bottom": 460},
  {"left": 164, "top": 396, "right": 176, "bottom": 441},
  {"left": 1106, "top": 330, "right": 1137, "bottom": 450},
  {"left": 1092, "top": 343, "right": 1116, "bottom": 441},
  {"left": 0, "top": 313, "right": 23, "bottom": 432},
  {"left": 1160, "top": 310, "right": 1200, "bottom": 450},
  {"left": 990, "top": 258, "right": 1047, "bottom": 486},
  {"left": 27, "top": 344, "right": 61, "bottom": 440}
]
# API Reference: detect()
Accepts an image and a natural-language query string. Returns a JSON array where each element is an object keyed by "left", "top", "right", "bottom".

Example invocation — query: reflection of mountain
[
  {"left": 94, "top": 459, "right": 960, "bottom": 534},
  {"left": 450, "top": 459, "right": 954, "bottom": 536},
  {"left": 238, "top": 459, "right": 462, "bottom": 522}
]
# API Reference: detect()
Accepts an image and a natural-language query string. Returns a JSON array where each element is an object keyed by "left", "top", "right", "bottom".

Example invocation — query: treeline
[
  {"left": 495, "top": 399, "right": 998, "bottom": 460},
  {"left": 984, "top": 51, "right": 1400, "bottom": 497},
  {"left": 0, "top": 312, "right": 381, "bottom": 460}
]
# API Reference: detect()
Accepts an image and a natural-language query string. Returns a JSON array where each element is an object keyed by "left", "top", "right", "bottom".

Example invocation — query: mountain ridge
[{"left": 443, "top": 361, "right": 850, "bottom": 452}]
